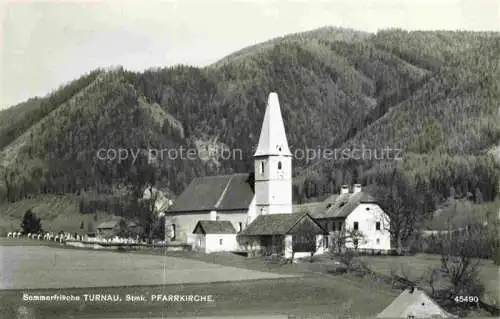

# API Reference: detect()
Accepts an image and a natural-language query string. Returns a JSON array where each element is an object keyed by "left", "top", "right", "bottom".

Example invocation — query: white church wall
[
  {"left": 344, "top": 203, "right": 391, "bottom": 251},
  {"left": 165, "top": 213, "right": 208, "bottom": 243},
  {"left": 246, "top": 196, "right": 257, "bottom": 224},
  {"left": 216, "top": 212, "right": 249, "bottom": 232},
  {"left": 210, "top": 210, "right": 217, "bottom": 221}
]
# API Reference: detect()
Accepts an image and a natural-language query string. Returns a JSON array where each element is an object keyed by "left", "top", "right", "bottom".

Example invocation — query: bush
[{"left": 388, "top": 249, "right": 400, "bottom": 256}]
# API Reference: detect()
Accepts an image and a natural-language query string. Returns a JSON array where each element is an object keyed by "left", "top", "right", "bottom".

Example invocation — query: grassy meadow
[
  {"left": 0, "top": 242, "right": 399, "bottom": 318},
  {"left": 359, "top": 254, "right": 500, "bottom": 307}
]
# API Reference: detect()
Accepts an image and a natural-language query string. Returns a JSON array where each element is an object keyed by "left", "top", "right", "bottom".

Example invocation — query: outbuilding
[
  {"left": 192, "top": 220, "right": 238, "bottom": 253},
  {"left": 377, "top": 287, "right": 456, "bottom": 318}
]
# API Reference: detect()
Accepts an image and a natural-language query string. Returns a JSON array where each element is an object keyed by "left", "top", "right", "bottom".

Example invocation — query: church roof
[
  {"left": 193, "top": 221, "right": 236, "bottom": 234},
  {"left": 239, "top": 213, "right": 326, "bottom": 236},
  {"left": 292, "top": 191, "right": 377, "bottom": 219},
  {"left": 168, "top": 173, "right": 254, "bottom": 213},
  {"left": 377, "top": 287, "right": 456, "bottom": 318},
  {"left": 254, "top": 92, "right": 292, "bottom": 157}
]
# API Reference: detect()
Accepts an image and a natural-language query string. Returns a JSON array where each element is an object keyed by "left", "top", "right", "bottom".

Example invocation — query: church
[{"left": 165, "top": 92, "right": 390, "bottom": 257}]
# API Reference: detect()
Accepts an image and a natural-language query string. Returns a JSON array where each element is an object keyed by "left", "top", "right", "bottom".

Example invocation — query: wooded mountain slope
[{"left": 0, "top": 27, "right": 498, "bottom": 215}]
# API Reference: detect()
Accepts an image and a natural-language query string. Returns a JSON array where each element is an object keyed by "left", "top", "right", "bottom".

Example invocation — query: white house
[
  {"left": 166, "top": 92, "right": 390, "bottom": 255},
  {"left": 192, "top": 220, "right": 238, "bottom": 253},
  {"left": 293, "top": 184, "right": 392, "bottom": 252}
]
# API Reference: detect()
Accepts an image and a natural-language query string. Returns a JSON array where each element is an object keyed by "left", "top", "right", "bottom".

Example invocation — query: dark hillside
[{"left": 0, "top": 28, "right": 498, "bottom": 220}]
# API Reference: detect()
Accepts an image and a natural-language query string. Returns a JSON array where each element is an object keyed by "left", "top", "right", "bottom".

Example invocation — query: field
[
  {"left": 0, "top": 241, "right": 398, "bottom": 318},
  {"left": 0, "top": 244, "right": 296, "bottom": 289},
  {"left": 360, "top": 254, "right": 500, "bottom": 307}
]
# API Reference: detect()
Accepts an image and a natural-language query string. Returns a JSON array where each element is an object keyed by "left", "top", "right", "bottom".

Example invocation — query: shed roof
[
  {"left": 193, "top": 220, "right": 236, "bottom": 234},
  {"left": 239, "top": 213, "right": 325, "bottom": 236}
]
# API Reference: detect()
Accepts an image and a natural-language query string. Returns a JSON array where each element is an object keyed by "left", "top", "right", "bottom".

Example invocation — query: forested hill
[{"left": 0, "top": 27, "right": 499, "bottom": 216}]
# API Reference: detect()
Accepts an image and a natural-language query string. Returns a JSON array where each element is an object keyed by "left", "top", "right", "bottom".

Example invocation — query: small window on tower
[
  {"left": 260, "top": 162, "right": 264, "bottom": 174},
  {"left": 376, "top": 222, "right": 381, "bottom": 230},
  {"left": 238, "top": 222, "right": 242, "bottom": 232},
  {"left": 278, "top": 161, "right": 282, "bottom": 170},
  {"left": 353, "top": 222, "right": 359, "bottom": 230}
]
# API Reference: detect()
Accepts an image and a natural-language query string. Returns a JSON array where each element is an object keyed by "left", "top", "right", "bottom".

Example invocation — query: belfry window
[{"left": 278, "top": 161, "right": 282, "bottom": 170}]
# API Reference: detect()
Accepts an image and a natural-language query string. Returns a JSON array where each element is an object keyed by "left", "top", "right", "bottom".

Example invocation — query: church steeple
[
  {"left": 254, "top": 92, "right": 292, "bottom": 157},
  {"left": 253, "top": 92, "right": 293, "bottom": 217}
]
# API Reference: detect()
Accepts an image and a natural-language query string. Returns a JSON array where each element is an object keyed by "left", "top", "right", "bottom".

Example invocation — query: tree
[
  {"left": 20, "top": 209, "right": 43, "bottom": 234},
  {"left": 438, "top": 227, "right": 485, "bottom": 298},
  {"left": 369, "top": 168, "right": 434, "bottom": 254},
  {"left": 474, "top": 188, "right": 484, "bottom": 204},
  {"left": 151, "top": 215, "right": 165, "bottom": 240},
  {"left": 329, "top": 227, "right": 367, "bottom": 254},
  {"left": 87, "top": 221, "right": 95, "bottom": 234},
  {"left": 116, "top": 219, "right": 129, "bottom": 238}
]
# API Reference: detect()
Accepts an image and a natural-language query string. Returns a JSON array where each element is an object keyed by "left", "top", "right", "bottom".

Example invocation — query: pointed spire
[{"left": 254, "top": 92, "right": 292, "bottom": 157}]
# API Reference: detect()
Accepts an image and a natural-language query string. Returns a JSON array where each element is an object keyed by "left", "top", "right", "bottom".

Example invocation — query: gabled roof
[
  {"left": 96, "top": 220, "right": 119, "bottom": 229},
  {"left": 193, "top": 221, "right": 236, "bottom": 234},
  {"left": 239, "top": 213, "right": 326, "bottom": 236},
  {"left": 254, "top": 92, "right": 292, "bottom": 157},
  {"left": 96, "top": 218, "right": 138, "bottom": 229},
  {"left": 168, "top": 173, "right": 254, "bottom": 213},
  {"left": 293, "top": 191, "right": 377, "bottom": 219},
  {"left": 377, "top": 288, "right": 456, "bottom": 318}
]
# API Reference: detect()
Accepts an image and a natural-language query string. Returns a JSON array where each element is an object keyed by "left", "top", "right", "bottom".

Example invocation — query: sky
[{"left": 0, "top": 0, "right": 499, "bottom": 110}]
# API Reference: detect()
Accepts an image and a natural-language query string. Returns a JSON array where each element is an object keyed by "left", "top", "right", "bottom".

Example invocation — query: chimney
[
  {"left": 340, "top": 185, "right": 349, "bottom": 194},
  {"left": 353, "top": 184, "right": 362, "bottom": 193}
]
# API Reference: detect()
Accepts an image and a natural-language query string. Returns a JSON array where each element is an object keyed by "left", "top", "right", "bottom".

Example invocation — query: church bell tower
[{"left": 254, "top": 92, "right": 292, "bottom": 216}]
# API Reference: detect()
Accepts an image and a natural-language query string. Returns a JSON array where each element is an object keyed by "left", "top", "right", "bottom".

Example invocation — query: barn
[
  {"left": 192, "top": 220, "right": 238, "bottom": 253},
  {"left": 238, "top": 212, "right": 327, "bottom": 258}
]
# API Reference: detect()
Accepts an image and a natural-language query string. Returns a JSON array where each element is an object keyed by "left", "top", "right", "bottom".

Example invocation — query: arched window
[
  {"left": 278, "top": 161, "right": 282, "bottom": 170},
  {"left": 260, "top": 162, "right": 264, "bottom": 174}
]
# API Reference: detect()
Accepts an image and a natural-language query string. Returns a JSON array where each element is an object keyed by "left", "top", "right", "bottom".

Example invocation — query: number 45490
[{"left": 454, "top": 296, "right": 479, "bottom": 303}]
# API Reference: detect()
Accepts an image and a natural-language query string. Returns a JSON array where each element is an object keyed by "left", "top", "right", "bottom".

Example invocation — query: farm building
[
  {"left": 293, "top": 184, "right": 391, "bottom": 252},
  {"left": 165, "top": 92, "right": 391, "bottom": 256},
  {"left": 377, "top": 287, "right": 456, "bottom": 318},
  {"left": 96, "top": 217, "right": 141, "bottom": 238},
  {"left": 238, "top": 212, "right": 327, "bottom": 258},
  {"left": 192, "top": 220, "right": 238, "bottom": 253}
]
